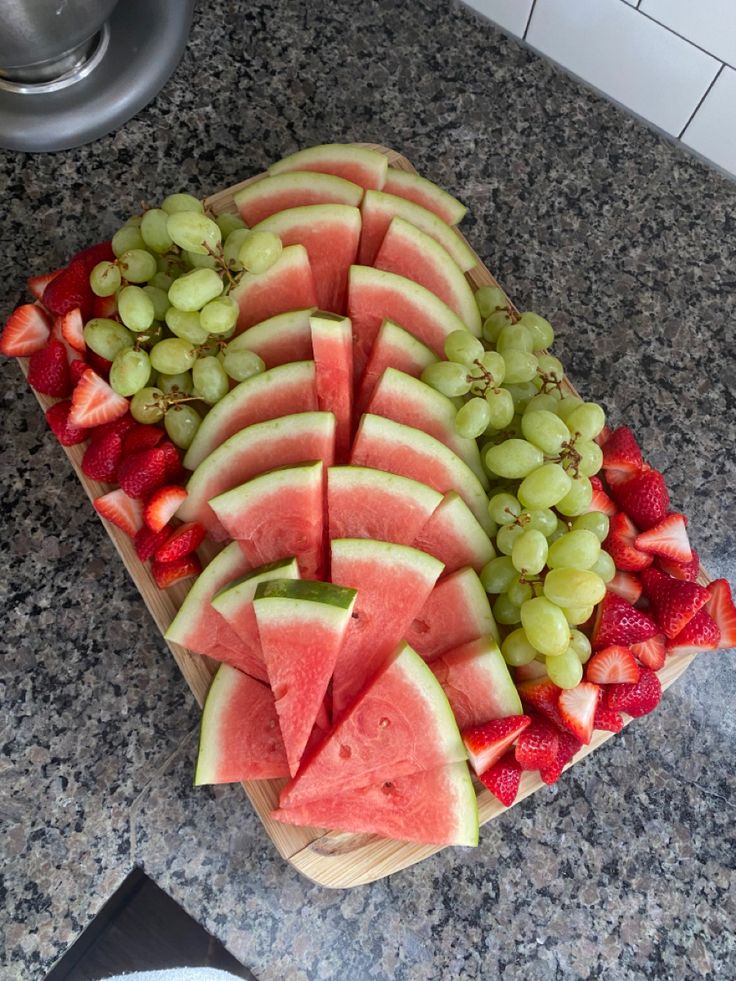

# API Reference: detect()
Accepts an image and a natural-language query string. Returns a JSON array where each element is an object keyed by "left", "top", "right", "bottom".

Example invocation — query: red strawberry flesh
[
  {"left": 462, "top": 715, "right": 530, "bottom": 776},
  {"left": 641, "top": 567, "right": 710, "bottom": 639},
  {"left": 0, "top": 304, "right": 52, "bottom": 356},
  {"left": 604, "top": 667, "right": 661, "bottom": 717}
]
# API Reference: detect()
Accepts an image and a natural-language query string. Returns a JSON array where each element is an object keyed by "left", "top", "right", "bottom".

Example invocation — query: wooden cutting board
[{"left": 18, "top": 145, "right": 706, "bottom": 888}]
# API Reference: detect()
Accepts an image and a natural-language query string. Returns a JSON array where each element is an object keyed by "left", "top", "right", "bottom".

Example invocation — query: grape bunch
[{"left": 83, "top": 193, "right": 282, "bottom": 449}]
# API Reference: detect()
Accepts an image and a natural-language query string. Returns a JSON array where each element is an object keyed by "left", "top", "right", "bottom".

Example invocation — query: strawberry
[
  {"left": 586, "top": 645, "right": 640, "bottom": 684},
  {"left": 42, "top": 258, "right": 94, "bottom": 319},
  {"left": 92, "top": 294, "right": 118, "bottom": 319},
  {"left": 151, "top": 553, "right": 202, "bottom": 589},
  {"left": 591, "top": 592, "right": 658, "bottom": 649},
  {"left": 462, "top": 715, "right": 530, "bottom": 776},
  {"left": 594, "top": 424, "right": 612, "bottom": 448},
  {"left": 134, "top": 524, "right": 172, "bottom": 562},
  {"left": 69, "top": 369, "right": 128, "bottom": 428},
  {"left": 154, "top": 521, "right": 206, "bottom": 563},
  {"left": 478, "top": 750, "right": 523, "bottom": 807},
  {"left": 144, "top": 485, "right": 188, "bottom": 532},
  {"left": 640, "top": 567, "right": 710, "bottom": 639},
  {"left": 635, "top": 513, "right": 691, "bottom": 565},
  {"left": 94, "top": 488, "right": 144, "bottom": 538},
  {"left": 611, "top": 469, "right": 669, "bottom": 531},
  {"left": 604, "top": 667, "right": 661, "bottom": 717},
  {"left": 70, "top": 358, "right": 90, "bottom": 386},
  {"left": 514, "top": 715, "right": 559, "bottom": 771},
  {"left": 121, "top": 423, "right": 164, "bottom": 456},
  {"left": 587, "top": 475, "right": 617, "bottom": 516},
  {"left": 516, "top": 678, "right": 566, "bottom": 730},
  {"left": 118, "top": 446, "right": 169, "bottom": 499},
  {"left": 60, "top": 307, "right": 86, "bottom": 354},
  {"left": 71, "top": 240, "right": 115, "bottom": 271},
  {"left": 158, "top": 439, "right": 184, "bottom": 482},
  {"left": 603, "top": 512, "right": 653, "bottom": 572},
  {"left": 630, "top": 633, "right": 667, "bottom": 671},
  {"left": 27, "top": 269, "right": 62, "bottom": 301},
  {"left": 513, "top": 660, "right": 548, "bottom": 683},
  {"left": 657, "top": 547, "right": 700, "bottom": 582},
  {"left": 607, "top": 570, "right": 642, "bottom": 605},
  {"left": 666, "top": 609, "right": 721, "bottom": 656},
  {"left": 602, "top": 426, "right": 644, "bottom": 486},
  {"left": 0, "top": 304, "right": 52, "bottom": 356},
  {"left": 89, "top": 412, "right": 136, "bottom": 443},
  {"left": 558, "top": 682, "right": 600, "bottom": 744},
  {"left": 705, "top": 579, "right": 736, "bottom": 648},
  {"left": 85, "top": 351, "right": 112, "bottom": 378},
  {"left": 27, "top": 339, "right": 71, "bottom": 397},
  {"left": 593, "top": 703, "right": 624, "bottom": 733},
  {"left": 45, "top": 400, "right": 88, "bottom": 446},
  {"left": 81, "top": 431, "right": 123, "bottom": 483},
  {"left": 539, "top": 729, "right": 583, "bottom": 784}
]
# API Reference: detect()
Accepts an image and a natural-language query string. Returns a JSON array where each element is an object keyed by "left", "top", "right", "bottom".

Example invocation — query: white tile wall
[
  {"left": 641, "top": 0, "right": 736, "bottom": 68},
  {"left": 462, "top": 0, "right": 533, "bottom": 37},
  {"left": 682, "top": 67, "right": 736, "bottom": 174}
]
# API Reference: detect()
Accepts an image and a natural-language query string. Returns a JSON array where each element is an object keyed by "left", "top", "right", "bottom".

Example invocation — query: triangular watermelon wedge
[
  {"left": 225, "top": 308, "right": 314, "bottom": 368},
  {"left": 381, "top": 168, "right": 467, "bottom": 225},
  {"left": 268, "top": 143, "right": 388, "bottom": 191},
  {"left": 279, "top": 642, "right": 467, "bottom": 808},
  {"left": 273, "top": 762, "right": 478, "bottom": 846},
  {"left": 231, "top": 244, "right": 318, "bottom": 332},
  {"left": 330, "top": 538, "right": 445, "bottom": 718},
  {"left": 195, "top": 665, "right": 289, "bottom": 783},
  {"left": 310, "top": 312, "right": 353, "bottom": 460},
  {"left": 234, "top": 171, "right": 364, "bottom": 226},
  {"left": 253, "top": 579, "right": 357, "bottom": 775},
  {"left": 356, "top": 319, "right": 437, "bottom": 415},
  {"left": 412, "top": 491, "right": 495, "bottom": 574}
]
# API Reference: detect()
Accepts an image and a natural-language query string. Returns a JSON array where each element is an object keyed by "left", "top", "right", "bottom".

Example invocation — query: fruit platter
[{"left": 3, "top": 143, "right": 734, "bottom": 889}]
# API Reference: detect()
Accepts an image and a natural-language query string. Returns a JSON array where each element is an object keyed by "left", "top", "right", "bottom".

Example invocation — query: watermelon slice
[
  {"left": 253, "top": 579, "right": 357, "bottom": 775},
  {"left": 225, "top": 309, "right": 314, "bottom": 368},
  {"left": 381, "top": 168, "right": 467, "bottom": 225},
  {"left": 374, "top": 218, "right": 480, "bottom": 333},
  {"left": 231, "top": 244, "right": 318, "bottom": 332},
  {"left": 234, "top": 171, "right": 364, "bottom": 226},
  {"left": 182, "top": 361, "right": 318, "bottom": 471},
  {"left": 351, "top": 414, "right": 493, "bottom": 535},
  {"left": 327, "top": 466, "right": 442, "bottom": 546},
  {"left": 165, "top": 542, "right": 255, "bottom": 669},
  {"left": 210, "top": 558, "right": 301, "bottom": 683},
  {"left": 253, "top": 205, "right": 361, "bottom": 314},
  {"left": 273, "top": 762, "right": 477, "bottom": 846},
  {"left": 330, "top": 538, "right": 444, "bottom": 718},
  {"left": 366, "top": 367, "right": 487, "bottom": 485},
  {"left": 356, "top": 319, "right": 437, "bottom": 415},
  {"left": 412, "top": 491, "right": 495, "bottom": 574},
  {"left": 210, "top": 462, "right": 325, "bottom": 579},
  {"left": 177, "top": 412, "right": 336, "bottom": 540},
  {"left": 195, "top": 665, "right": 289, "bottom": 783},
  {"left": 310, "top": 312, "right": 353, "bottom": 460},
  {"left": 406, "top": 567, "right": 498, "bottom": 662},
  {"left": 429, "top": 636, "right": 523, "bottom": 730},
  {"left": 268, "top": 143, "right": 388, "bottom": 191},
  {"left": 347, "top": 266, "right": 477, "bottom": 380},
  {"left": 279, "top": 642, "right": 467, "bottom": 807},
  {"left": 358, "top": 190, "right": 476, "bottom": 270}
]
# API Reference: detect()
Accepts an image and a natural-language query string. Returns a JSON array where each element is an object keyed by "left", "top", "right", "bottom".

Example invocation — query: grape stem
[
  {"left": 465, "top": 358, "right": 497, "bottom": 396},
  {"left": 203, "top": 242, "right": 240, "bottom": 292}
]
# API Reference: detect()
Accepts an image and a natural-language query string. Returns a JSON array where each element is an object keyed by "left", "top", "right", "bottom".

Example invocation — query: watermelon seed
[
  {"left": 339, "top": 744, "right": 352, "bottom": 759},
  {"left": 379, "top": 717, "right": 391, "bottom": 729}
]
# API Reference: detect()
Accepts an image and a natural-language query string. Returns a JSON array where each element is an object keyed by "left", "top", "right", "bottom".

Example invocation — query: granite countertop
[{"left": 2, "top": 1, "right": 735, "bottom": 978}]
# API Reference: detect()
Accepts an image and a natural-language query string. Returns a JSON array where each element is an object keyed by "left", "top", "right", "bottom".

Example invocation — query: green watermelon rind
[
  {"left": 254, "top": 578, "right": 357, "bottom": 612},
  {"left": 443, "top": 567, "right": 500, "bottom": 647},
  {"left": 443, "top": 761, "right": 480, "bottom": 847},
  {"left": 234, "top": 171, "right": 364, "bottom": 225},
  {"left": 268, "top": 143, "right": 389, "bottom": 188},
  {"left": 253, "top": 203, "right": 362, "bottom": 239},
  {"left": 382, "top": 167, "right": 468, "bottom": 225},
  {"left": 211, "top": 557, "right": 301, "bottom": 619},
  {"left": 330, "top": 536, "right": 446, "bottom": 584},
  {"left": 209, "top": 460, "right": 324, "bottom": 527}
]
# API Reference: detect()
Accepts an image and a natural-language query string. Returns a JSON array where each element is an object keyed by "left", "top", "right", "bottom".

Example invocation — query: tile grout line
[
  {"left": 678, "top": 63, "right": 725, "bottom": 139},
  {"left": 522, "top": 0, "right": 538, "bottom": 40},
  {"left": 633, "top": 8, "right": 735, "bottom": 72}
]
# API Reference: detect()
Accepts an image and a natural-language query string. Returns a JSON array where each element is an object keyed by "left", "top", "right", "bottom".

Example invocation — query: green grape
[
  {"left": 125, "top": 214, "right": 143, "bottom": 227},
  {"left": 186, "top": 250, "right": 219, "bottom": 270},
  {"left": 238, "top": 230, "right": 283, "bottom": 273},
  {"left": 223, "top": 228, "right": 251, "bottom": 270},
  {"left": 444, "top": 330, "right": 484, "bottom": 365},
  {"left": 165, "top": 307, "right": 209, "bottom": 344},
  {"left": 477, "top": 350, "right": 505, "bottom": 386},
  {"left": 543, "top": 568, "right": 606, "bottom": 608},
  {"left": 520, "top": 597, "right": 569, "bottom": 657},
  {"left": 572, "top": 510, "right": 610, "bottom": 542},
  {"left": 484, "top": 439, "right": 543, "bottom": 479},
  {"left": 563, "top": 605, "right": 594, "bottom": 625},
  {"left": 165, "top": 404, "right": 202, "bottom": 449},
  {"left": 501, "top": 628, "right": 539, "bottom": 666},
  {"left": 590, "top": 549, "right": 616, "bottom": 583},
  {"left": 488, "top": 492, "right": 521, "bottom": 526},
  {"left": 168, "top": 268, "right": 224, "bottom": 312},
  {"left": 547, "top": 530, "right": 601, "bottom": 571},
  {"left": 517, "top": 463, "right": 572, "bottom": 509},
  {"left": 521, "top": 409, "right": 570, "bottom": 454},
  {"left": 512, "top": 528, "right": 548, "bottom": 575},
  {"left": 83, "top": 318, "right": 134, "bottom": 361},
  {"left": 504, "top": 381, "right": 539, "bottom": 410},
  {"left": 502, "top": 350, "right": 538, "bottom": 384},
  {"left": 421, "top": 361, "right": 471, "bottom": 398},
  {"left": 140, "top": 208, "right": 174, "bottom": 253},
  {"left": 556, "top": 395, "right": 583, "bottom": 422},
  {"left": 569, "top": 629, "right": 592, "bottom": 663},
  {"left": 548, "top": 518, "right": 570, "bottom": 545},
  {"left": 150, "top": 338, "right": 197, "bottom": 374},
  {"left": 523, "top": 508, "right": 558, "bottom": 537},
  {"left": 119, "top": 248, "right": 157, "bottom": 283},
  {"left": 157, "top": 370, "right": 193, "bottom": 395},
  {"left": 575, "top": 438, "right": 604, "bottom": 477},
  {"left": 546, "top": 648, "right": 583, "bottom": 688},
  {"left": 112, "top": 224, "right": 146, "bottom": 257},
  {"left": 482, "top": 309, "right": 513, "bottom": 344},
  {"left": 216, "top": 212, "right": 246, "bottom": 237},
  {"left": 143, "top": 285, "right": 170, "bottom": 321},
  {"left": 222, "top": 347, "right": 265, "bottom": 382},
  {"left": 480, "top": 555, "right": 517, "bottom": 594},
  {"left": 536, "top": 353, "right": 564, "bottom": 383},
  {"left": 496, "top": 323, "right": 533, "bottom": 354},
  {"left": 118, "top": 285, "right": 155, "bottom": 332},
  {"left": 496, "top": 522, "right": 525, "bottom": 556},
  {"left": 507, "top": 575, "right": 533, "bottom": 607},
  {"left": 130, "top": 386, "right": 165, "bottom": 424},
  {"left": 192, "top": 356, "right": 229, "bottom": 404},
  {"left": 475, "top": 285, "right": 508, "bottom": 319},
  {"left": 150, "top": 271, "right": 174, "bottom": 291},
  {"left": 166, "top": 211, "right": 222, "bottom": 256},
  {"left": 161, "top": 192, "right": 204, "bottom": 215},
  {"left": 455, "top": 397, "right": 491, "bottom": 439},
  {"left": 90, "top": 260, "right": 121, "bottom": 297},
  {"left": 518, "top": 312, "right": 554, "bottom": 350},
  {"left": 556, "top": 475, "right": 593, "bottom": 516},
  {"left": 109, "top": 348, "right": 151, "bottom": 397},
  {"left": 524, "top": 392, "right": 560, "bottom": 414},
  {"left": 157, "top": 254, "right": 186, "bottom": 279},
  {"left": 566, "top": 402, "right": 606, "bottom": 440},
  {"left": 493, "top": 593, "right": 522, "bottom": 625},
  {"left": 485, "top": 388, "right": 515, "bottom": 429},
  {"left": 200, "top": 295, "right": 239, "bottom": 335}
]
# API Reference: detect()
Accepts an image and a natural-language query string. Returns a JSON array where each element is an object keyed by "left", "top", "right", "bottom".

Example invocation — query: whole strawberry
[
  {"left": 604, "top": 667, "right": 662, "bottom": 718},
  {"left": 81, "top": 431, "right": 123, "bottom": 483},
  {"left": 27, "top": 339, "right": 71, "bottom": 397},
  {"left": 591, "top": 592, "right": 658, "bottom": 649},
  {"left": 118, "top": 446, "right": 168, "bottom": 499},
  {"left": 45, "top": 400, "right": 88, "bottom": 446},
  {"left": 611, "top": 469, "right": 669, "bottom": 530},
  {"left": 42, "top": 258, "right": 94, "bottom": 319},
  {"left": 640, "top": 567, "right": 710, "bottom": 639}
]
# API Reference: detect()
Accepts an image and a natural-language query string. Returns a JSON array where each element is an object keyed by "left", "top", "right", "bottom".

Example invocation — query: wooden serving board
[{"left": 19, "top": 145, "right": 708, "bottom": 889}]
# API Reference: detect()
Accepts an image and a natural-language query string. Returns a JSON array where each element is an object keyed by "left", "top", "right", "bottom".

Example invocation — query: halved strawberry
[
  {"left": 45, "top": 400, "right": 88, "bottom": 446},
  {"left": 60, "top": 307, "right": 86, "bottom": 354},
  {"left": 603, "top": 512, "right": 653, "bottom": 572},
  {"left": 69, "top": 369, "right": 128, "bottom": 428},
  {"left": 635, "top": 513, "right": 691, "bottom": 565},
  {"left": 607, "top": 571, "right": 642, "bottom": 605},
  {"left": 94, "top": 489, "right": 144, "bottom": 538},
  {"left": 558, "top": 682, "right": 600, "bottom": 744},
  {"left": 27, "top": 339, "right": 71, "bottom": 397},
  {"left": 611, "top": 469, "right": 669, "bottom": 530},
  {"left": 604, "top": 667, "right": 661, "bottom": 717},
  {"left": 516, "top": 678, "right": 566, "bottom": 730},
  {"left": 585, "top": 645, "right": 640, "bottom": 684},
  {"left": 630, "top": 633, "right": 666, "bottom": 671},
  {"left": 121, "top": 424, "right": 164, "bottom": 456},
  {"left": 462, "top": 715, "right": 531, "bottom": 776},
  {"left": 478, "top": 750, "right": 523, "bottom": 807},
  {"left": 593, "top": 703, "right": 624, "bottom": 733},
  {"left": 657, "top": 547, "right": 700, "bottom": 582},
  {"left": 151, "top": 554, "right": 202, "bottom": 589},
  {"left": 144, "top": 485, "right": 188, "bottom": 533},
  {"left": 514, "top": 715, "right": 559, "bottom": 771},
  {"left": 28, "top": 269, "right": 63, "bottom": 301},
  {"left": 602, "top": 426, "right": 643, "bottom": 486},
  {"left": 81, "top": 431, "right": 123, "bottom": 483},
  {"left": 666, "top": 608, "right": 721, "bottom": 656},
  {"left": 705, "top": 580, "right": 736, "bottom": 648},
  {"left": 134, "top": 524, "right": 172, "bottom": 562},
  {"left": 154, "top": 521, "right": 206, "bottom": 563},
  {"left": 591, "top": 592, "right": 658, "bottom": 649},
  {"left": 42, "top": 258, "right": 94, "bottom": 319},
  {"left": 0, "top": 304, "right": 52, "bottom": 356},
  {"left": 539, "top": 729, "right": 583, "bottom": 784},
  {"left": 640, "top": 567, "right": 710, "bottom": 639},
  {"left": 587, "top": 475, "right": 617, "bottom": 516},
  {"left": 118, "top": 446, "right": 169, "bottom": 499}
]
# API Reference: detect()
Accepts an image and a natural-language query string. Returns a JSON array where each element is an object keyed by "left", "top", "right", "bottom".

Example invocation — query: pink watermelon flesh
[
  {"left": 273, "top": 762, "right": 476, "bottom": 846},
  {"left": 412, "top": 491, "right": 495, "bottom": 574},
  {"left": 268, "top": 144, "right": 388, "bottom": 191},
  {"left": 234, "top": 172, "right": 363, "bottom": 226},
  {"left": 405, "top": 567, "right": 495, "bottom": 662},
  {"left": 195, "top": 665, "right": 289, "bottom": 783},
  {"left": 381, "top": 169, "right": 466, "bottom": 225},
  {"left": 231, "top": 244, "right": 318, "bottom": 332},
  {"left": 356, "top": 320, "right": 437, "bottom": 415},
  {"left": 429, "top": 636, "right": 523, "bottom": 730},
  {"left": 230, "top": 309, "right": 314, "bottom": 368},
  {"left": 310, "top": 313, "right": 353, "bottom": 461},
  {"left": 330, "top": 539, "right": 444, "bottom": 719}
]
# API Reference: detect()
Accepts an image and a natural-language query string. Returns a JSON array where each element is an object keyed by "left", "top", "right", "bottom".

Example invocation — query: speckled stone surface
[{"left": 1, "top": 0, "right": 735, "bottom": 978}]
